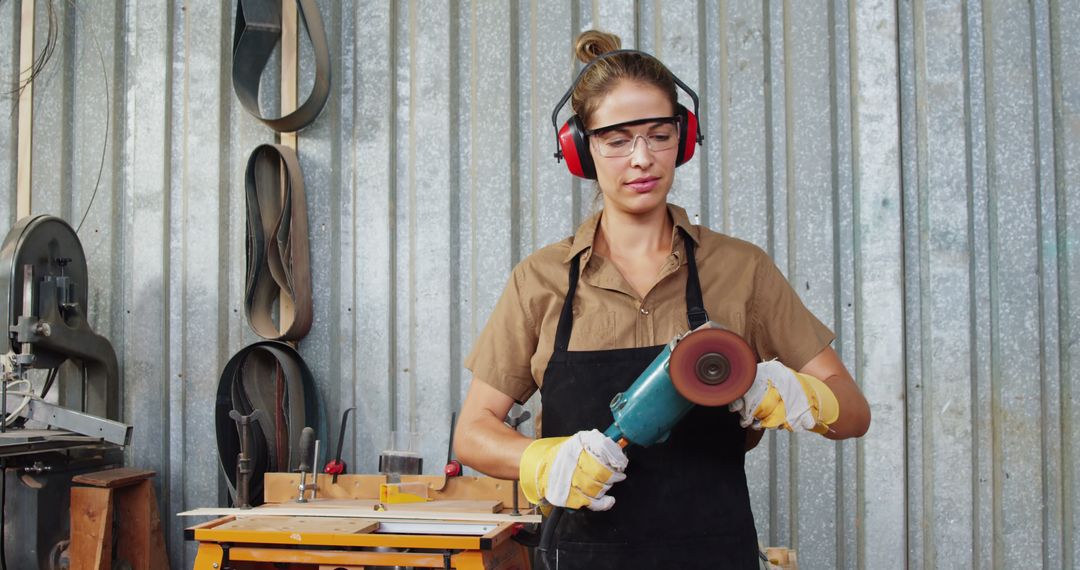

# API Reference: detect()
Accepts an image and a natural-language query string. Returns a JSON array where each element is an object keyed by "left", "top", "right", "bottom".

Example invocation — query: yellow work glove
[
  {"left": 729, "top": 360, "right": 840, "bottom": 434},
  {"left": 518, "top": 429, "right": 629, "bottom": 512}
]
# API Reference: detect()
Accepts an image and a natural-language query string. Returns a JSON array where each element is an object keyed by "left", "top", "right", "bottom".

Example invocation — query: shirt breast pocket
[
  {"left": 709, "top": 305, "right": 746, "bottom": 338},
  {"left": 571, "top": 309, "right": 616, "bottom": 349}
]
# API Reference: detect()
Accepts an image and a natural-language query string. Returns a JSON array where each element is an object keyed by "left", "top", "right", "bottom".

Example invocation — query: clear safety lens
[{"left": 590, "top": 120, "right": 680, "bottom": 158}]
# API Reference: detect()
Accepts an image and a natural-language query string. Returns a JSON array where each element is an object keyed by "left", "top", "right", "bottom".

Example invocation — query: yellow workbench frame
[
  {"left": 187, "top": 515, "right": 531, "bottom": 569},
  {"left": 185, "top": 473, "right": 534, "bottom": 568}
]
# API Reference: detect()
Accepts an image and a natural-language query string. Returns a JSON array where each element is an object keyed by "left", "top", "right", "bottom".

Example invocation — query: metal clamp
[
  {"left": 296, "top": 426, "right": 319, "bottom": 502},
  {"left": 505, "top": 407, "right": 532, "bottom": 516},
  {"left": 228, "top": 409, "right": 263, "bottom": 509}
]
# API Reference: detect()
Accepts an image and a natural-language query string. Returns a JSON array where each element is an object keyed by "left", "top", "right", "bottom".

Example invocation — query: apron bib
[{"left": 538, "top": 231, "right": 760, "bottom": 569}]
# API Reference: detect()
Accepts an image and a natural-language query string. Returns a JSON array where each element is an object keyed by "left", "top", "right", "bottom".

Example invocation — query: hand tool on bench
[
  {"left": 444, "top": 412, "right": 463, "bottom": 478},
  {"left": 228, "top": 408, "right": 263, "bottom": 509},
  {"left": 505, "top": 407, "right": 532, "bottom": 516},
  {"left": 324, "top": 407, "right": 354, "bottom": 484},
  {"left": 536, "top": 322, "right": 757, "bottom": 559},
  {"left": 431, "top": 412, "right": 463, "bottom": 492},
  {"left": 295, "top": 426, "right": 319, "bottom": 502}
]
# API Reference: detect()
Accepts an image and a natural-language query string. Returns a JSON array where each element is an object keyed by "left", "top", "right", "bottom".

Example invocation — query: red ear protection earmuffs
[{"left": 551, "top": 49, "right": 704, "bottom": 180}]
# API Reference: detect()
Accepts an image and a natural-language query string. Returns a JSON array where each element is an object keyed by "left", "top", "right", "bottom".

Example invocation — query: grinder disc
[{"left": 669, "top": 328, "right": 757, "bottom": 406}]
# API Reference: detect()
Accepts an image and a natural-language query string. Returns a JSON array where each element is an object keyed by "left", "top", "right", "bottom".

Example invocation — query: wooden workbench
[
  {"left": 184, "top": 474, "right": 535, "bottom": 569},
  {"left": 187, "top": 515, "right": 529, "bottom": 569}
]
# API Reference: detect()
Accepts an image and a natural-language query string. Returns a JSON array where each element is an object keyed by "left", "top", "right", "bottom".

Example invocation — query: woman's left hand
[{"left": 729, "top": 360, "right": 840, "bottom": 433}]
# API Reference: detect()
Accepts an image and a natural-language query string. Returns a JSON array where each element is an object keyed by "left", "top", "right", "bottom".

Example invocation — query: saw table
[{"left": 183, "top": 474, "right": 536, "bottom": 570}]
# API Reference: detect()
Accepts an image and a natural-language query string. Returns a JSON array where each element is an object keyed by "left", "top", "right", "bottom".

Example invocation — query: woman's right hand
[{"left": 519, "top": 429, "right": 629, "bottom": 511}]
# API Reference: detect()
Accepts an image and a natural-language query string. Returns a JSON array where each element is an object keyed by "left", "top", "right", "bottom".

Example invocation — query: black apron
[{"left": 538, "top": 232, "right": 760, "bottom": 569}]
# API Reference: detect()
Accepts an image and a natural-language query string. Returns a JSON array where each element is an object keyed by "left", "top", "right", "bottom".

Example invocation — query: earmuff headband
[{"left": 550, "top": 49, "right": 704, "bottom": 162}]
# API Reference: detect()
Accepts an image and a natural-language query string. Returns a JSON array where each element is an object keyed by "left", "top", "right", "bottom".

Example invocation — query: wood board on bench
[
  {"left": 258, "top": 498, "right": 503, "bottom": 514},
  {"left": 263, "top": 474, "right": 526, "bottom": 506},
  {"left": 178, "top": 474, "right": 538, "bottom": 523},
  {"left": 177, "top": 505, "right": 540, "bottom": 524},
  {"left": 214, "top": 516, "right": 380, "bottom": 534}
]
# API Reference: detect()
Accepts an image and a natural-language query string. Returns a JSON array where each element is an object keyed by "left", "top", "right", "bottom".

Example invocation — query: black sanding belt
[
  {"left": 232, "top": 0, "right": 331, "bottom": 132},
  {"left": 244, "top": 144, "right": 313, "bottom": 341},
  {"left": 215, "top": 341, "right": 320, "bottom": 505}
]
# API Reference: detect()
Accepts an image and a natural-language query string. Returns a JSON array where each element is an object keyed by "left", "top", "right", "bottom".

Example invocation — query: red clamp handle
[
  {"left": 324, "top": 459, "right": 346, "bottom": 475},
  {"left": 444, "top": 460, "right": 462, "bottom": 477}
]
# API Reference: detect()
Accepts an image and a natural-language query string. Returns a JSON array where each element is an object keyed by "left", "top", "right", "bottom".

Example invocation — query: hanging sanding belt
[
  {"left": 245, "top": 144, "right": 313, "bottom": 341},
  {"left": 232, "top": 0, "right": 331, "bottom": 132},
  {"left": 215, "top": 341, "right": 324, "bottom": 506}
]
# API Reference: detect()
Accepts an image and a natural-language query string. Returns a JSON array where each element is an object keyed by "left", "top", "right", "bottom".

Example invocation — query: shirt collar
[{"left": 563, "top": 203, "right": 701, "bottom": 264}]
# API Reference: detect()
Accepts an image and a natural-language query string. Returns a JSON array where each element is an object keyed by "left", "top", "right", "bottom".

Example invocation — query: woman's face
[{"left": 586, "top": 80, "right": 678, "bottom": 217}]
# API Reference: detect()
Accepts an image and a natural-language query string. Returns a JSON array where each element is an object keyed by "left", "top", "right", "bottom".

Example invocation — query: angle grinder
[
  {"left": 537, "top": 322, "right": 757, "bottom": 558},
  {"left": 603, "top": 322, "right": 756, "bottom": 446}
]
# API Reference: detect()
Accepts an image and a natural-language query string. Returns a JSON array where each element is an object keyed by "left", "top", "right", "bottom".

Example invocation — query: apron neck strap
[
  {"left": 683, "top": 232, "right": 709, "bottom": 330},
  {"left": 553, "top": 254, "right": 581, "bottom": 352}
]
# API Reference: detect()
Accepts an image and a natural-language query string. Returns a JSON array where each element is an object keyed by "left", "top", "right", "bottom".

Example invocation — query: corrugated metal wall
[{"left": 0, "top": 1, "right": 1077, "bottom": 568}]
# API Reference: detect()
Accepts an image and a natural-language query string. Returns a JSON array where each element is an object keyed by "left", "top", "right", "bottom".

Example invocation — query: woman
[{"left": 455, "top": 30, "right": 870, "bottom": 569}]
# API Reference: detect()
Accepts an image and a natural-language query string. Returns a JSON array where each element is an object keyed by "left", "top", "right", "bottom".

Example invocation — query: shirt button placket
[{"left": 638, "top": 301, "right": 652, "bottom": 344}]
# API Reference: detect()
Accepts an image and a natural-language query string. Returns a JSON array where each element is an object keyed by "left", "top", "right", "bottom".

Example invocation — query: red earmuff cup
[
  {"left": 679, "top": 109, "right": 698, "bottom": 165},
  {"left": 558, "top": 122, "right": 586, "bottom": 179}
]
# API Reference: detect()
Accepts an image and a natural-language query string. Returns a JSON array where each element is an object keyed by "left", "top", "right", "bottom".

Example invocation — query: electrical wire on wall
[
  {"left": 3, "top": 0, "right": 58, "bottom": 101},
  {"left": 65, "top": 0, "right": 110, "bottom": 234},
  {"left": 2, "top": 0, "right": 110, "bottom": 234}
]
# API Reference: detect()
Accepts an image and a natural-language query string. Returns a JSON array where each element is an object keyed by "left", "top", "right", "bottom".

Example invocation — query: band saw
[{"left": 0, "top": 215, "right": 131, "bottom": 569}]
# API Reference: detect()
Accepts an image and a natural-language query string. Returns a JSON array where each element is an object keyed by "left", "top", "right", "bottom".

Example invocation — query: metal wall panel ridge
[
  {"left": 168, "top": 1, "right": 228, "bottom": 565},
  {"left": 1049, "top": 1, "right": 1080, "bottom": 568},
  {"left": 408, "top": 0, "right": 456, "bottom": 472},
  {"left": 0, "top": 1, "right": 18, "bottom": 224},
  {"left": 984, "top": 1, "right": 1045, "bottom": 566},
  {"left": 1032, "top": 1, "right": 1065, "bottom": 567},
  {"left": 122, "top": 0, "right": 172, "bottom": 561},
  {"left": 459, "top": 0, "right": 515, "bottom": 416},
  {"left": 853, "top": 2, "right": 905, "bottom": 570},
  {"left": 901, "top": 0, "right": 976, "bottom": 567},
  {"left": 350, "top": 0, "right": 396, "bottom": 476},
  {"left": 784, "top": 2, "right": 841, "bottom": 567}
]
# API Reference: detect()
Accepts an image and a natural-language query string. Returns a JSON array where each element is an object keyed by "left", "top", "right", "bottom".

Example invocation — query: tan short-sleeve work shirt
[{"left": 464, "top": 204, "right": 835, "bottom": 404}]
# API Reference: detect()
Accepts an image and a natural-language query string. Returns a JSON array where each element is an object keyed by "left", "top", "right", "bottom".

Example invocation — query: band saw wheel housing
[
  {"left": 0, "top": 215, "right": 89, "bottom": 361},
  {"left": 669, "top": 328, "right": 757, "bottom": 406}
]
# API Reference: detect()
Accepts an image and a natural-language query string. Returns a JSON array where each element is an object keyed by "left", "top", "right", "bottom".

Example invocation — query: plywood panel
[{"left": 215, "top": 516, "right": 379, "bottom": 534}]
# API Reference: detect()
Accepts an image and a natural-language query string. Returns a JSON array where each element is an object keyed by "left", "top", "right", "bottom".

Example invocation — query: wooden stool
[{"left": 69, "top": 468, "right": 170, "bottom": 570}]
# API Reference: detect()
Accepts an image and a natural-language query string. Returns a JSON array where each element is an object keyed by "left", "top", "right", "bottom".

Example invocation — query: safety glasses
[{"left": 585, "top": 116, "right": 680, "bottom": 158}]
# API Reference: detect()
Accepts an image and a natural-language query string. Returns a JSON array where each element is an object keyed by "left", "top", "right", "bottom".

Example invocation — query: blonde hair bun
[{"left": 575, "top": 30, "right": 622, "bottom": 64}]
